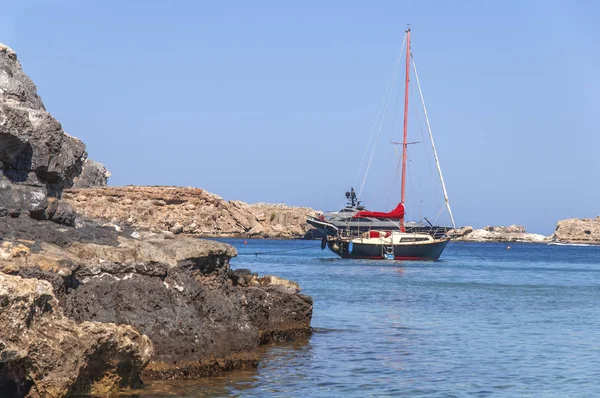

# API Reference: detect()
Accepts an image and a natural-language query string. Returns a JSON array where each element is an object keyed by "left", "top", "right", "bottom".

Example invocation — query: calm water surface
[{"left": 130, "top": 240, "right": 600, "bottom": 397}]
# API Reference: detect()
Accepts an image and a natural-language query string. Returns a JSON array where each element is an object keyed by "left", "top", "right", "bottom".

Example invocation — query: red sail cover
[{"left": 353, "top": 202, "right": 405, "bottom": 219}]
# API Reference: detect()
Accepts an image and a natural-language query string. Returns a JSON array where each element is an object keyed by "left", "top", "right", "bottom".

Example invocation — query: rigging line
[
  {"left": 357, "top": 33, "right": 408, "bottom": 199},
  {"left": 411, "top": 55, "right": 456, "bottom": 229},
  {"left": 410, "top": 77, "right": 434, "bottom": 178},
  {"left": 354, "top": 33, "right": 407, "bottom": 190},
  {"left": 431, "top": 203, "right": 446, "bottom": 227},
  {"left": 468, "top": 248, "right": 486, "bottom": 261}
]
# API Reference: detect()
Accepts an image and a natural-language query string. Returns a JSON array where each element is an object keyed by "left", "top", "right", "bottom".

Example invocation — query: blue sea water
[{"left": 132, "top": 240, "right": 600, "bottom": 397}]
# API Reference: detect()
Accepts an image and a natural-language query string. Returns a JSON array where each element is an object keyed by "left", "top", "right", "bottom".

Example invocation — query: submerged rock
[{"left": 0, "top": 273, "right": 153, "bottom": 397}]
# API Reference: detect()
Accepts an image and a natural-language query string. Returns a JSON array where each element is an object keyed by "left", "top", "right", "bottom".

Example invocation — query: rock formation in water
[
  {"left": 0, "top": 42, "right": 313, "bottom": 394},
  {"left": 552, "top": 217, "right": 600, "bottom": 243},
  {"left": 0, "top": 43, "right": 108, "bottom": 221},
  {"left": 0, "top": 216, "right": 312, "bottom": 380},
  {"left": 0, "top": 272, "right": 153, "bottom": 397},
  {"left": 62, "top": 186, "right": 318, "bottom": 239},
  {"left": 449, "top": 225, "right": 548, "bottom": 243}
]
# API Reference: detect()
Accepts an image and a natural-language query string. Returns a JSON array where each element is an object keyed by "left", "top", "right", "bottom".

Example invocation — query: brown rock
[
  {"left": 0, "top": 273, "right": 153, "bottom": 397},
  {"left": 62, "top": 186, "right": 319, "bottom": 239},
  {"left": 0, "top": 218, "right": 312, "bottom": 380},
  {"left": 553, "top": 217, "right": 600, "bottom": 243}
]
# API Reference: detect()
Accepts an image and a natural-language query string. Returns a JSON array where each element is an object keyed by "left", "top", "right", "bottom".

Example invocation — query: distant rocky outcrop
[
  {"left": 552, "top": 217, "right": 600, "bottom": 244},
  {"left": 449, "top": 225, "right": 548, "bottom": 243},
  {"left": 0, "top": 43, "right": 108, "bottom": 222},
  {"left": 62, "top": 186, "right": 318, "bottom": 239}
]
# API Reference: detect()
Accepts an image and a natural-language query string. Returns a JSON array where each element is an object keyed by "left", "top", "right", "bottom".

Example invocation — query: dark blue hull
[{"left": 328, "top": 238, "right": 449, "bottom": 260}]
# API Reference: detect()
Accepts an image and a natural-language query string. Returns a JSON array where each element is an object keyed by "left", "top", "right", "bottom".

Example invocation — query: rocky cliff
[
  {"left": 0, "top": 43, "right": 108, "bottom": 221},
  {"left": 62, "top": 186, "right": 318, "bottom": 239},
  {"left": 449, "top": 225, "right": 548, "bottom": 243},
  {"left": 552, "top": 217, "right": 600, "bottom": 243},
  {"left": 0, "top": 43, "right": 313, "bottom": 396}
]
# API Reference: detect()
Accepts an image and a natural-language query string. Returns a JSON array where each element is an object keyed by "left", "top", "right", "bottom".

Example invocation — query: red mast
[{"left": 400, "top": 27, "right": 411, "bottom": 232}]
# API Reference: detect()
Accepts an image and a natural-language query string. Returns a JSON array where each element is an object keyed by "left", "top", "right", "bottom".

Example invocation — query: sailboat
[{"left": 317, "top": 27, "right": 455, "bottom": 260}]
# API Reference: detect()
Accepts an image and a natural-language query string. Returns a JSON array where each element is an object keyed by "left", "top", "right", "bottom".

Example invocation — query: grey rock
[
  {"left": 169, "top": 222, "right": 184, "bottom": 234},
  {"left": 72, "top": 158, "right": 111, "bottom": 188},
  {"left": 0, "top": 42, "right": 108, "bottom": 222},
  {"left": 0, "top": 43, "right": 45, "bottom": 110},
  {"left": 0, "top": 216, "right": 119, "bottom": 247},
  {"left": 44, "top": 198, "right": 77, "bottom": 226}
]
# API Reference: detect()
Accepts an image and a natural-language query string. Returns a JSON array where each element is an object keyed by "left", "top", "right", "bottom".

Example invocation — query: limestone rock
[
  {"left": 448, "top": 225, "right": 473, "bottom": 238},
  {"left": 449, "top": 225, "right": 549, "bottom": 243},
  {"left": 484, "top": 225, "right": 525, "bottom": 234},
  {"left": 62, "top": 186, "right": 319, "bottom": 239},
  {"left": 0, "top": 273, "right": 153, "bottom": 397},
  {"left": 553, "top": 217, "right": 600, "bottom": 243}
]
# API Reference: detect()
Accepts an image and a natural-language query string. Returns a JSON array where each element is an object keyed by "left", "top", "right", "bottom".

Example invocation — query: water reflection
[{"left": 120, "top": 337, "right": 312, "bottom": 398}]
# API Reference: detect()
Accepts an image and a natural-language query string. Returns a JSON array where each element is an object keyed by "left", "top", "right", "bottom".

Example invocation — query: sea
[{"left": 126, "top": 239, "right": 600, "bottom": 397}]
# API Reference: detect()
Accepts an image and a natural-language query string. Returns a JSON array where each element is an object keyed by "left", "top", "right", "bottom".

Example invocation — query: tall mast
[{"left": 400, "top": 27, "right": 411, "bottom": 232}]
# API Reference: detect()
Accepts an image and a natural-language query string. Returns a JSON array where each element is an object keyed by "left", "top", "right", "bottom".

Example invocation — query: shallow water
[{"left": 127, "top": 240, "right": 600, "bottom": 397}]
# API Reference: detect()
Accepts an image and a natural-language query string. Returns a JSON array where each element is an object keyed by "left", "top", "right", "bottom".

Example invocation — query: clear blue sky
[{"left": 2, "top": 0, "right": 599, "bottom": 234}]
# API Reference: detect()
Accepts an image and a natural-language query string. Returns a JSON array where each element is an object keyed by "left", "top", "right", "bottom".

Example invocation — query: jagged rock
[
  {"left": 484, "top": 225, "right": 525, "bottom": 234},
  {"left": 169, "top": 222, "right": 183, "bottom": 234},
  {"left": 0, "top": 218, "right": 313, "bottom": 379},
  {"left": 0, "top": 44, "right": 44, "bottom": 110},
  {"left": 553, "top": 217, "right": 600, "bottom": 243},
  {"left": 0, "top": 273, "right": 153, "bottom": 397},
  {"left": 72, "top": 158, "right": 111, "bottom": 188},
  {"left": 0, "top": 215, "right": 119, "bottom": 248},
  {"left": 449, "top": 225, "right": 548, "bottom": 243},
  {"left": 41, "top": 198, "right": 76, "bottom": 226},
  {"left": 448, "top": 225, "right": 473, "bottom": 238},
  {"left": 0, "top": 42, "right": 108, "bottom": 221},
  {"left": 257, "top": 275, "right": 301, "bottom": 294},
  {"left": 62, "top": 186, "right": 319, "bottom": 239}
]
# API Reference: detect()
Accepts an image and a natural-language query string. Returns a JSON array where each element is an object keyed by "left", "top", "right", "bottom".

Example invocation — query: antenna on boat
[{"left": 399, "top": 25, "right": 411, "bottom": 232}]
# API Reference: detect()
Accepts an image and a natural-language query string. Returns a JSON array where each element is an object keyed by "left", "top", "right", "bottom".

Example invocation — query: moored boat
[
  {"left": 317, "top": 27, "right": 455, "bottom": 261},
  {"left": 326, "top": 230, "right": 449, "bottom": 260}
]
